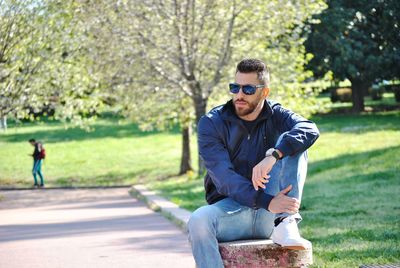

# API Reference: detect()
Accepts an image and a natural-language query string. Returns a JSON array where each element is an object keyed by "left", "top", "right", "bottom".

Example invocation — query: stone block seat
[{"left": 219, "top": 239, "right": 313, "bottom": 268}]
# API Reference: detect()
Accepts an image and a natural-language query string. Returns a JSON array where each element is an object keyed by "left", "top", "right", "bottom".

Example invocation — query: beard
[{"left": 234, "top": 98, "right": 260, "bottom": 117}]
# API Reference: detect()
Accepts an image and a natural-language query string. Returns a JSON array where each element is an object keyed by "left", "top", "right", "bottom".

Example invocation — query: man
[
  {"left": 187, "top": 58, "right": 320, "bottom": 268},
  {"left": 28, "top": 138, "right": 45, "bottom": 187}
]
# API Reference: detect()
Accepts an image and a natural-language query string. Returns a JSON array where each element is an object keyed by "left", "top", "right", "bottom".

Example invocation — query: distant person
[
  {"left": 28, "top": 138, "right": 45, "bottom": 188},
  {"left": 187, "top": 59, "right": 320, "bottom": 268}
]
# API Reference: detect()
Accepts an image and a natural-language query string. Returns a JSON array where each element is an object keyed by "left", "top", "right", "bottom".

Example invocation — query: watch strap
[
  {"left": 265, "top": 148, "right": 280, "bottom": 161},
  {"left": 271, "top": 150, "right": 280, "bottom": 161}
]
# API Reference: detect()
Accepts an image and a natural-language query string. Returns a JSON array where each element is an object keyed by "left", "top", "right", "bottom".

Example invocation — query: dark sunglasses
[{"left": 229, "top": 83, "right": 265, "bottom": 95}]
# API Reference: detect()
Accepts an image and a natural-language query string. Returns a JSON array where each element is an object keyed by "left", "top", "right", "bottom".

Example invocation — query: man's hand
[
  {"left": 252, "top": 156, "right": 276, "bottom": 190},
  {"left": 268, "top": 185, "right": 300, "bottom": 214}
]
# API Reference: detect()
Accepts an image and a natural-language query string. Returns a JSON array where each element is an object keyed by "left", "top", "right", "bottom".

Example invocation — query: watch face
[{"left": 272, "top": 150, "right": 280, "bottom": 160}]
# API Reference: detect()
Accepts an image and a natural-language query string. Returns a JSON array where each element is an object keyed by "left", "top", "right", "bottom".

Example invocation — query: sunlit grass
[{"left": 0, "top": 118, "right": 191, "bottom": 187}]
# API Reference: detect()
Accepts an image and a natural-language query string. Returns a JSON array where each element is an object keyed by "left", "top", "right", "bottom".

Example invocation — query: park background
[{"left": 0, "top": 1, "right": 399, "bottom": 267}]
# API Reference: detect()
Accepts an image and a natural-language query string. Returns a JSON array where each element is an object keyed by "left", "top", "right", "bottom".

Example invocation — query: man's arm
[
  {"left": 251, "top": 104, "right": 320, "bottom": 192},
  {"left": 273, "top": 105, "right": 320, "bottom": 157},
  {"left": 198, "top": 115, "right": 274, "bottom": 209}
]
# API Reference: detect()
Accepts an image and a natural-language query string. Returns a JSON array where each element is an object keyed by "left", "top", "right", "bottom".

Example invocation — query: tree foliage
[
  {"left": 0, "top": 0, "right": 103, "bottom": 130},
  {"left": 305, "top": 0, "right": 400, "bottom": 111},
  {"left": 1, "top": 0, "right": 328, "bottom": 174},
  {"left": 81, "top": 0, "right": 326, "bottom": 121},
  {"left": 79, "top": 0, "right": 326, "bottom": 173}
]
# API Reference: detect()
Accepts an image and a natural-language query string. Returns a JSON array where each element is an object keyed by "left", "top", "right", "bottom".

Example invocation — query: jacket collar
[{"left": 220, "top": 99, "right": 274, "bottom": 123}]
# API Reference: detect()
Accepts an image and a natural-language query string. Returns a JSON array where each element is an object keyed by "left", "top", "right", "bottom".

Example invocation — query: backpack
[{"left": 39, "top": 145, "right": 46, "bottom": 160}]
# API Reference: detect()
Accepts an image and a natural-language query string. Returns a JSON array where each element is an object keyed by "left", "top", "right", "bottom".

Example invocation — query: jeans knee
[
  {"left": 188, "top": 206, "right": 217, "bottom": 240},
  {"left": 188, "top": 210, "right": 209, "bottom": 234}
]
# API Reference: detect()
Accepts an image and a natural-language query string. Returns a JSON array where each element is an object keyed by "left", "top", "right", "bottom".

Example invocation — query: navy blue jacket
[{"left": 197, "top": 99, "right": 320, "bottom": 210}]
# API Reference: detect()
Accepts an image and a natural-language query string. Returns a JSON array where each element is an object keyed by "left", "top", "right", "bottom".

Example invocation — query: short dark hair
[
  {"left": 236, "top": 58, "right": 270, "bottom": 86},
  {"left": 29, "top": 138, "right": 35, "bottom": 143}
]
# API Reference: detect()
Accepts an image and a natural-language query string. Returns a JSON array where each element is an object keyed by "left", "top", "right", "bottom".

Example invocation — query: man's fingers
[
  {"left": 256, "top": 180, "right": 266, "bottom": 189},
  {"left": 279, "top": 184, "right": 292, "bottom": 195},
  {"left": 252, "top": 178, "right": 258, "bottom": 191},
  {"left": 258, "top": 177, "right": 268, "bottom": 183},
  {"left": 269, "top": 193, "right": 301, "bottom": 214},
  {"left": 263, "top": 174, "right": 270, "bottom": 184},
  {"left": 252, "top": 168, "right": 265, "bottom": 189},
  {"left": 252, "top": 170, "right": 258, "bottom": 191},
  {"left": 252, "top": 177, "right": 258, "bottom": 191},
  {"left": 276, "top": 196, "right": 299, "bottom": 212},
  {"left": 284, "top": 198, "right": 300, "bottom": 213}
]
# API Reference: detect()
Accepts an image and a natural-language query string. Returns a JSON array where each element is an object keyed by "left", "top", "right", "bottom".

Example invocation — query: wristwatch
[{"left": 265, "top": 148, "right": 281, "bottom": 161}]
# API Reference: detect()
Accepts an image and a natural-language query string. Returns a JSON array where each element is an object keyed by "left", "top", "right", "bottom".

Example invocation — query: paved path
[{"left": 0, "top": 188, "right": 195, "bottom": 268}]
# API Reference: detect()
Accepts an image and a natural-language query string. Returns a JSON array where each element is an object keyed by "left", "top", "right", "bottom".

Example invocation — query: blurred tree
[
  {"left": 80, "top": 0, "right": 326, "bottom": 174},
  {"left": 0, "top": 0, "right": 103, "bottom": 131},
  {"left": 0, "top": 0, "right": 39, "bottom": 130},
  {"left": 305, "top": 0, "right": 400, "bottom": 112}
]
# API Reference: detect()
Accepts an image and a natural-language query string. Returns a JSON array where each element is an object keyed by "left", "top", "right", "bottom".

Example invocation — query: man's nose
[{"left": 236, "top": 87, "right": 246, "bottom": 98}]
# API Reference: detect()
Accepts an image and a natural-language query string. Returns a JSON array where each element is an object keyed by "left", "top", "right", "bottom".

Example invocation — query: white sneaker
[{"left": 271, "top": 216, "right": 312, "bottom": 250}]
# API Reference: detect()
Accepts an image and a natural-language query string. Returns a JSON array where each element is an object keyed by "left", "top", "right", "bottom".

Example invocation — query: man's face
[
  {"left": 233, "top": 72, "right": 265, "bottom": 117},
  {"left": 29, "top": 141, "right": 35, "bottom": 147}
]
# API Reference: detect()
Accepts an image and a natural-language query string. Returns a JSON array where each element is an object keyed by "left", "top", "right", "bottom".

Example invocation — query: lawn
[
  {"left": 0, "top": 116, "right": 187, "bottom": 186},
  {"left": 1, "top": 99, "right": 399, "bottom": 267}
]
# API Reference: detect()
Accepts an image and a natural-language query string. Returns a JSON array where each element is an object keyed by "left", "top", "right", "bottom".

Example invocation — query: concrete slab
[
  {"left": 0, "top": 188, "right": 195, "bottom": 268},
  {"left": 130, "top": 185, "right": 191, "bottom": 231}
]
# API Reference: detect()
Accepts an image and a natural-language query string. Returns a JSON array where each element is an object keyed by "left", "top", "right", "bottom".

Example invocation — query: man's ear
[{"left": 263, "top": 88, "right": 270, "bottom": 98}]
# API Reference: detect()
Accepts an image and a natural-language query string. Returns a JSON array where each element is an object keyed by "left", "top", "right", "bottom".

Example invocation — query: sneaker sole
[
  {"left": 273, "top": 242, "right": 310, "bottom": 250},
  {"left": 282, "top": 245, "right": 308, "bottom": 250}
]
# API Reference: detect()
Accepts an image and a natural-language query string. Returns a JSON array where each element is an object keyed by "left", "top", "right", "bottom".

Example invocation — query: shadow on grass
[
  {"left": 311, "top": 111, "right": 400, "bottom": 133},
  {"left": 299, "top": 145, "right": 400, "bottom": 266},
  {"left": 311, "top": 233, "right": 399, "bottom": 266},
  {"left": 3, "top": 111, "right": 399, "bottom": 144},
  {"left": 1, "top": 120, "right": 181, "bottom": 143},
  {"left": 307, "top": 145, "right": 400, "bottom": 176},
  {"left": 311, "top": 227, "right": 399, "bottom": 245},
  {"left": 313, "top": 247, "right": 400, "bottom": 267},
  {"left": 301, "top": 145, "right": 399, "bottom": 210}
]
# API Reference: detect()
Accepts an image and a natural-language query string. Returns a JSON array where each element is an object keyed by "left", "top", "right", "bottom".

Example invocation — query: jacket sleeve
[
  {"left": 273, "top": 105, "right": 320, "bottom": 157},
  {"left": 198, "top": 115, "right": 274, "bottom": 209}
]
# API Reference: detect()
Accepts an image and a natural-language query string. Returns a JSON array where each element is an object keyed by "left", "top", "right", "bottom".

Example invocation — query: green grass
[
  {"left": 318, "top": 92, "right": 400, "bottom": 113},
  {"left": 0, "top": 117, "right": 193, "bottom": 187},
  {"left": 1, "top": 108, "right": 400, "bottom": 267}
]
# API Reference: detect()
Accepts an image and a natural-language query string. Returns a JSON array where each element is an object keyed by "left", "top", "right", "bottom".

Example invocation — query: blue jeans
[
  {"left": 187, "top": 134, "right": 308, "bottom": 268},
  {"left": 32, "top": 159, "right": 44, "bottom": 185}
]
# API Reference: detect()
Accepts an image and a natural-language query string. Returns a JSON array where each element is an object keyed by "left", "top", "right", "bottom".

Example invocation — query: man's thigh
[
  {"left": 210, "top": 198, "right": 254, "bottom": 242},
  {"left": 215, "top": 199, "right": 276, "bottom": 240},
  {"left": 190, "top": 198, "right": 275, "bottom": 242},
  {"left": 253, "top": 208, "right": 275, "bottom": 239}
]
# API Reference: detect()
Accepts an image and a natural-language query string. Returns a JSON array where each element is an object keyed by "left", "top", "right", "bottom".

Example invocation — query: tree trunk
[
  {"left": 193, "top": 95, "right": 207, "bottom": 176},
  {"left": 350, "top": 79, "right": 367, "bottom": 112},
  {"left": 0, "top": 115, "right": 7, "bottom": 131},
  {"left": 194, "top": 97, "right": 207, "bottom": 126},
  {"left": 179, "top": 125, "right": 193, "bottom": 175}
]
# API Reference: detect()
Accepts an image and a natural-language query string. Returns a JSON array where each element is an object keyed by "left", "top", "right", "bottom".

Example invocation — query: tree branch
[
  {"left": 207, "top": 1, "right": 239, "bottom": 97},
  {"left": 138, "top": 42, "right": 193, "bottom": 97}
]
